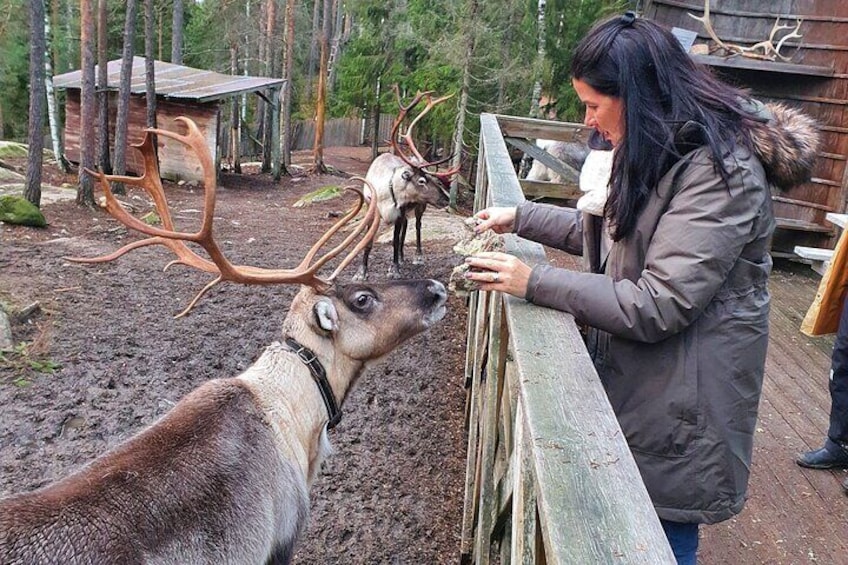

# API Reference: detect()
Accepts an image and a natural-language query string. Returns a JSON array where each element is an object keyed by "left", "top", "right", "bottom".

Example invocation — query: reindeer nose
[{"left": 428, "top": 280, "right": 447, "bottom": 308}]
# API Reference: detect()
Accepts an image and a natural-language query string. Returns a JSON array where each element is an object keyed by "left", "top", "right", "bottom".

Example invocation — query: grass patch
[{"left": 292, "top": 185, "right": 343, "bottom": 208}]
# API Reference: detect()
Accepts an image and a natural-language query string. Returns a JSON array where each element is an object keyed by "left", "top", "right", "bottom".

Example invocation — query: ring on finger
[{"left": 492, "top": 272, "right": 499, "bottom": 283}]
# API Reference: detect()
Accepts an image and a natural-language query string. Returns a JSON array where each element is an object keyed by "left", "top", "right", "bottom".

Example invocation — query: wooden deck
[{"left": 699, "top": 259, "right": 848, "bottom": 564}]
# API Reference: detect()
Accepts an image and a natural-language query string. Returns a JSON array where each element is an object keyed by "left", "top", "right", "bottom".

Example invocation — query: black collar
[
  {"left": 284, "top": 337, "right": 342, "bottom": 429},
  {"left": 387, "top": 170, "right": 399, "bottom": 208}
]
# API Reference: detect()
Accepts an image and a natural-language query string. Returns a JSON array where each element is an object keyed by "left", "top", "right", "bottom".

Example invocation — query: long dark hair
[{"left": 571, "top": 12, "right": 758, "bottom": 241}]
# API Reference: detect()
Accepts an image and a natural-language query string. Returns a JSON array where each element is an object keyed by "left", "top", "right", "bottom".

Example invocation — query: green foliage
[
  {"left": 2, "top": 0, "right": 631, "bottom": 165},
  {"left": 0, "top": 0, "right": 30, "bottom": 140},
  {"left": 543, "top": 0, "right": 629, "bottom": 121},
  {"left": 0, "top": 195, "right": 47, "bottom": 227}
]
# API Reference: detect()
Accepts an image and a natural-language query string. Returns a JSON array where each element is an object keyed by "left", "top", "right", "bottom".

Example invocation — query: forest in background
[{"left": 0, "top": 0, "right": 628, "bottom": 205}]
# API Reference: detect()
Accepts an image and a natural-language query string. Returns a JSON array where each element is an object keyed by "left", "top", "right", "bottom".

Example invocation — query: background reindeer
[
  {"left": 524, "top": 138, "right": 590, "bottom": 184},
  {"left": 0, "top": 118, "right": 448, "bottom": 564},
  {"left": 357, "top": 88, "right": 459, "bottom": 280}
]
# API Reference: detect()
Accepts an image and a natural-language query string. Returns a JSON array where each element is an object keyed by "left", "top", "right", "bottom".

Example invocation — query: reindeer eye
[
  {"left": 417, "top": 176, "right": 428, "bottom": 185},
  {"left": 351, "top": 291, "right": 375, "bottom": 311}
]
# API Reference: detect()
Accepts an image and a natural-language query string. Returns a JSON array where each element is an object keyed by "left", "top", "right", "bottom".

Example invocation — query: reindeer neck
[{"left": 235, "top": 342, "right": 356, "bottom": 482}]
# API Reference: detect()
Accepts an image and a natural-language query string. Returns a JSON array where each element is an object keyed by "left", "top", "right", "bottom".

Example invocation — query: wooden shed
[
  {"left": 641, "top": 0, "right": 847, "bottom": 257},
  {"left": 53, "top": 57, "right": 285, "bottom": 182}
]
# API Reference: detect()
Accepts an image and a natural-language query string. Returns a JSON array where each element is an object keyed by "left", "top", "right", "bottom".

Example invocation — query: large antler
[
  {"left": 390, "top": 85, "right": 461, "bottom": 186},
  {"left": 67, "top": 117, "right": 381, "bottom": 318},
  {"left": 688, "top": 0, "right": 803, "bottom": 62}
]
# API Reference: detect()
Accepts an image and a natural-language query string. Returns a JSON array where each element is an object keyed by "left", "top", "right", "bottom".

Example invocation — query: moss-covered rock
[
  {"left": 0, "top": 142, "right": 28, "bottom": 159},
  {"left": 0, "top": 195, "right": 47, "bottom": 227}
]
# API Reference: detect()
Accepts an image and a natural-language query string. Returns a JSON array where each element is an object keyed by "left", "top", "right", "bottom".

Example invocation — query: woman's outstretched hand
[
  {"left": 473, "top": 207, "right": 517, "bottom": 234},
  {"left": 464, "top": 251, "right": 532, "bottom": 298}
]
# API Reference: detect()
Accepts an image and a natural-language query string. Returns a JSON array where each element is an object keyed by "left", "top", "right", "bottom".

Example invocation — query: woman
[{"left": 465, "top": 12, "right": 818, "bottom": 564}]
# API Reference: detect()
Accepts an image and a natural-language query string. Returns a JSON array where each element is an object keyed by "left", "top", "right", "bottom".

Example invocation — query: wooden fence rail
[{"left": 460, "top": 113, "right": 675, "bottom": 564}]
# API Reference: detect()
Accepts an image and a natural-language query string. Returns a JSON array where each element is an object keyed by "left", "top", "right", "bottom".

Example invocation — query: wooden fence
[
  {"left": 219, "top": 113, "right": 394, "bottom": 160},
  {"left": 460, "top": 113, "right": 675, "bottom": 564},
  {"left": 291, "top": 113, "right": 394, "bottom": 150}
]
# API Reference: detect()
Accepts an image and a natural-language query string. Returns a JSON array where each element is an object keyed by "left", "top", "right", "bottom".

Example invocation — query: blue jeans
[
  {"left": 660, "top": 519, "right": 699, "bottom": 565},
  {"left": 828, "top": 296, "right": 848, "bottom": 448}
]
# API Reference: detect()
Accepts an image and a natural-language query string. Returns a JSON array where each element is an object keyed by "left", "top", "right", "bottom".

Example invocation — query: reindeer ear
[
  {"left": 401, "top": 169, "right": 413, "bottom": 181},
  {"left": 314, "top": 298, "right": 339, "bottom": 332}
]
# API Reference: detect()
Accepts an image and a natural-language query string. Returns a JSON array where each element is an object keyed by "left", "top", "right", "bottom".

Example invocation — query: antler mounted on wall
[
  {"left": 688, "top": 0, "right": 803, "bottom": 62},
  {"left": 67, "top": 117, "right": 380, "bottom": 318}
]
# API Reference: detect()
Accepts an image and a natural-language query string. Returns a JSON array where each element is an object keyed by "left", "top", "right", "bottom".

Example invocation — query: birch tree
[
  {"left": 25, "top": 0, "right": 46, "bottom": 207},
  {"left": 43, "top": 0, "right": 70, "bottom": 173}
]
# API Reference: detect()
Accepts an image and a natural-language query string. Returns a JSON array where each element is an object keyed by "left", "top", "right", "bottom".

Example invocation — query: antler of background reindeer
[
  {"left": 390, "top": 85, "right": 460, "bottom": 186},
  {"left": 688, "top": 0, "right": 803, "bottom": 62},
  {"left": 67, "top": 116, "right": 381, "bottom": 318}
]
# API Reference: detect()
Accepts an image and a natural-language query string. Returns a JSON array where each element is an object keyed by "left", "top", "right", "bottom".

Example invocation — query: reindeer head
[
  {"left": 285, "top": 280, "right": 447, "bottom": 363},
  {"left": 389, "top": 86, "right": 459, "bottom": 200}
]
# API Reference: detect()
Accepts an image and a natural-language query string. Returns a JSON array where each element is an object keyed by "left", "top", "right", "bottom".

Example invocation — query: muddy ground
[{"left": 0, "top": 147, "right": 472, "bottom": 563}]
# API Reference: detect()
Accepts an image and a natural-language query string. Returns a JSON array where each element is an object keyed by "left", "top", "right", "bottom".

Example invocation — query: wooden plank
[
  {"left": 510, "top": 402, "right": 537, "bottom": 565},
  {"left": 472, "top": 294, "right": 505, "bottom": 565},
  {"left": 826, "top": 212, "right": 848, "bottom": 228},
  {"left": 794, "top": 246, "right": 834, "bottom": 262},
  {"left": 692, "top": 54, "right": 834, "bottom": 78},
  {"left": 493, "top": 115, "right": 592, "bottom": 145},
  {"left": 505, "top": 137, "right": 581, "bottom": 184},
  {"left": 776, "top": 218, "right": 834, "bottom": 233},
  {"left": 519, "top": 179, "right": 581, "bottom": 201}
]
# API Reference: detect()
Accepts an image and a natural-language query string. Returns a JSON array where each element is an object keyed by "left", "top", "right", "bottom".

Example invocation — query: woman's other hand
[
  {"left": 474, "top": 207, "right": 516, "bottom": 234},
  {"left": 464, "top": 251, "right": 532, "bottom": 298}
]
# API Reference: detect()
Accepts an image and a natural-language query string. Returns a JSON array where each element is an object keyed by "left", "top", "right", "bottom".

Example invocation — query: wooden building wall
[
  {"left": 63, "top": 92, "right": 219, "bottom": 182},
  {"left": 642, "top": 0, "right": 848, "bottom": 255}
]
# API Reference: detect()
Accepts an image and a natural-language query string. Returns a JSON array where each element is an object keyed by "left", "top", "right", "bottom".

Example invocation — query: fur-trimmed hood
[{"left": 749, "top": 102, "right": 820, "bottom": 191}]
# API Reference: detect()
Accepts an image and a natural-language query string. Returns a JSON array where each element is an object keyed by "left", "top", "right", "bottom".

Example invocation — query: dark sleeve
[
  {"left": 513, "top": 201, "right": 584, "bottom": 256},
  {"left": 525, "top": 153, "right": 770, "bottom": 343}
]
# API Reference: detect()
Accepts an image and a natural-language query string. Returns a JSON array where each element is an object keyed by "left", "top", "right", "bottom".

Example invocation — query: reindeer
[
  {"left": 524, "top": 139, "right": 590, "bottom": 184},
  {"left": 0, "top": 118, "right": 448, "bottom": 565},
  {"left": 357, "top": 88, "right": 459, "bottom": 280}
]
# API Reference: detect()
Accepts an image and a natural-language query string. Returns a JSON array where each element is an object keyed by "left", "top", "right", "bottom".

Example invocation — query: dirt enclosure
[{"left": 0, "top": 147, "right": 471, "bottom": 563}]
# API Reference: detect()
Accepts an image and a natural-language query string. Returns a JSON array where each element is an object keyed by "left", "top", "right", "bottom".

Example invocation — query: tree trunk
[
  {"left": 97, "top": 0, "right": 110, "bottom": 174},
  {"left": 230, "top": 44, "right": 241, "bottom": 174},
  {"left": 25, "top": 0, "right": 47, "bottom": 208},
  {"left": 44, "top": 1, "right": 70, "bottom": 173},
  {"left": 311, "top": 0, "right": 331, "bottom": 173},
  {"left": 449, "top": 0, "right": 479, "bottom": 209},
  {"left": 171, "top": 0, "right": 183, "bottom": 64},
  {"left": 370, "top": 77, "right": 380, "bottom": 161},
  {"left": 78, "top": 0, "right": 96, "bottom": 206},
  {"left": 261, "top": 0, "right": 277, "bottom": 174},
  {"left": 305, "top": 0, "right": 320, "bottom": 103},
  {"left": 144, "top": 0, "right": 157, "bottom": 158},
  {"left": 113, "top": 0, "right": 138, "bottom": 195},
  {"left": 519, "top": 0, "right": 547, "bottom": 178},
  {"left": 281, "top": 0, "right": 295, "bottom": 169}
]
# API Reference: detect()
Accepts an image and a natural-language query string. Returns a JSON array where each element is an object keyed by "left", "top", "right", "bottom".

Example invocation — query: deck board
[{"left": 700, "top": 260, "right": 848, "bottom": 564}]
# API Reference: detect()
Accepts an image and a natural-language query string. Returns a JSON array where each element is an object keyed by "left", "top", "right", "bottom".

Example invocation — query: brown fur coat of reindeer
[{"left": 0, "top": 119, "right": 447, "bottom": 564}]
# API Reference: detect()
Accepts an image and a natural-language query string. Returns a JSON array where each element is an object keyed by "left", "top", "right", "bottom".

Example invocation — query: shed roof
[{"left": 53, "top": 57, "right": 285, "bottom": 103}]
